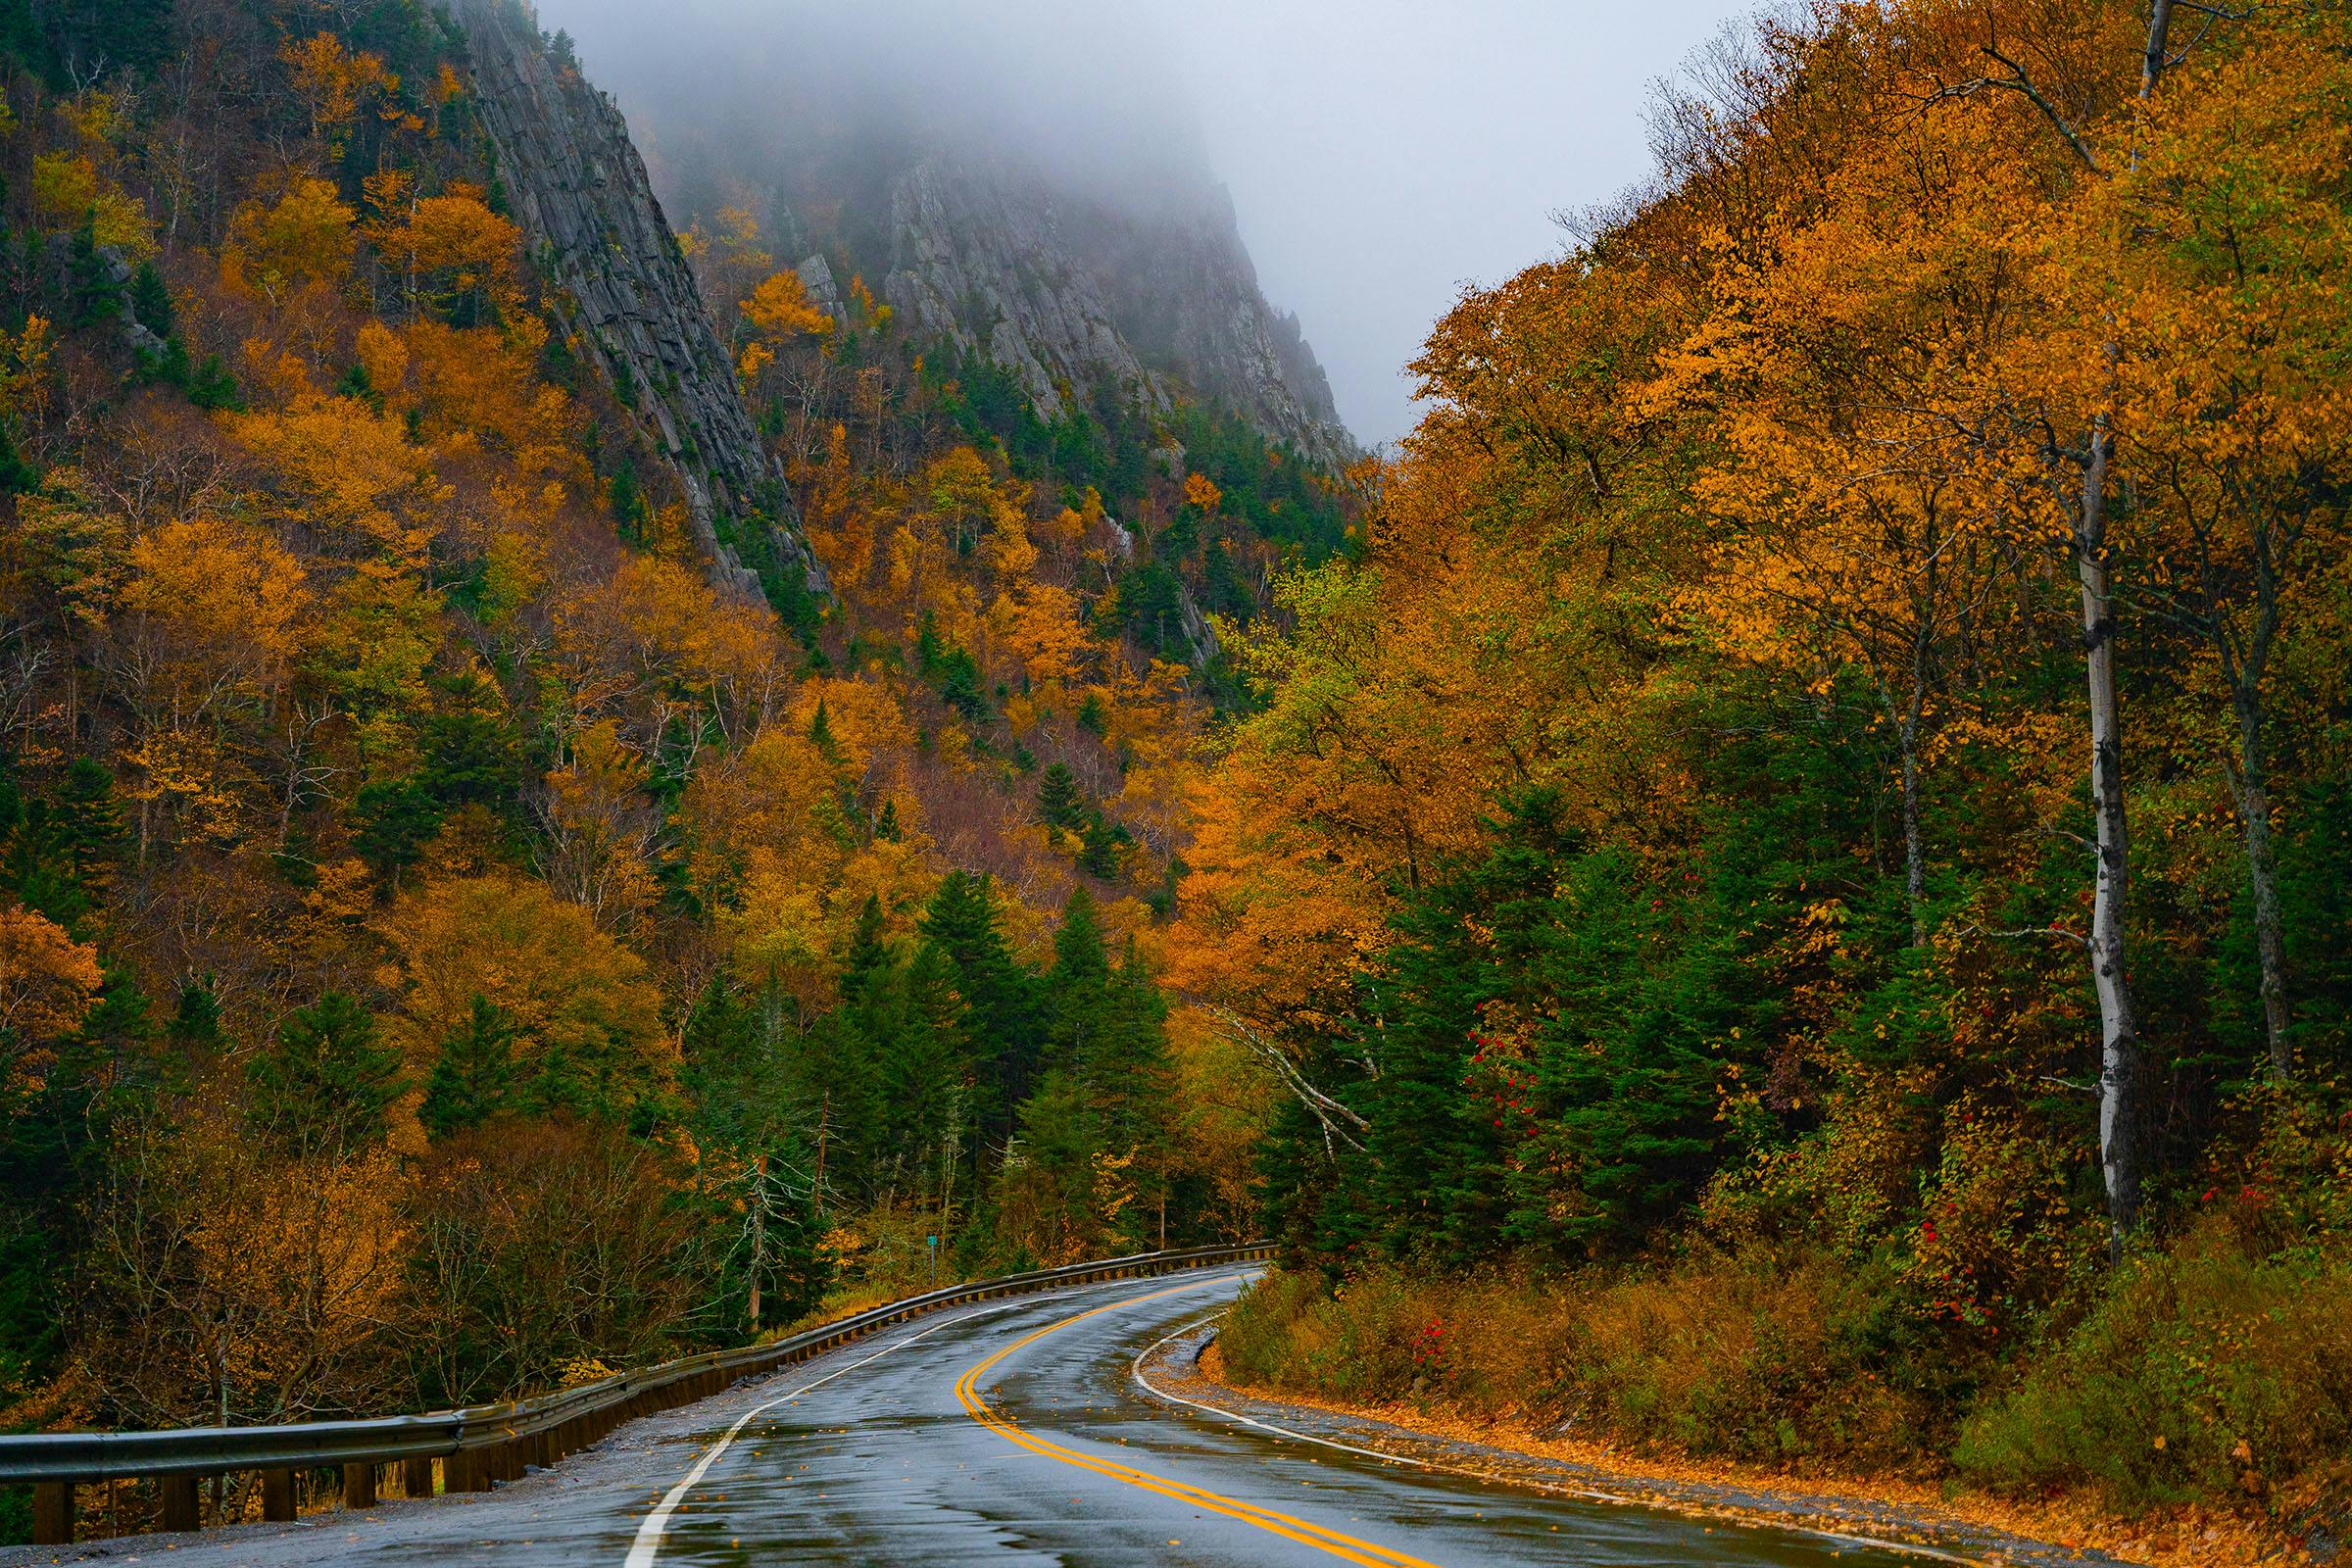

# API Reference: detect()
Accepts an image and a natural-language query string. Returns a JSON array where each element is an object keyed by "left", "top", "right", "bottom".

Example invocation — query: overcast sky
[
  {"left": 1157, "top": 1, "right": 1756, "bottom": 446},
  {"left": 540, "top": 0, "right": 1760, "bottom": 448}
]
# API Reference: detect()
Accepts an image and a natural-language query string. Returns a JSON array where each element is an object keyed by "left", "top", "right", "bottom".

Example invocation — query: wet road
[{"left": 9, "top": 1270, "right": 1944, "bottom": 1568}]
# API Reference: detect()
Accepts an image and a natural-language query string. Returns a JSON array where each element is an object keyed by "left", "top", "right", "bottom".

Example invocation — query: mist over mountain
[{"left": 535, "top": 0, "right": 1355, "bottom": 466}]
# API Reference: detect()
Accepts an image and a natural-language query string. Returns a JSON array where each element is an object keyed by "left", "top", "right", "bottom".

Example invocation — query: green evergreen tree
[
  {"left": 185, "top": 352, "right": 242, "bottom": 411},
  {"left": 839, "top": 894, "right": 891, "bottom": 1004},
  {"left": 919, "top": 871, "right": 1039, "bottom": 1132},
  {"left": 53, "top": 758, "right": 123, "bottom": 904},
  {"left": 418, "top": 996, "right": 518, "bottom": 1139},
  {"left": 1049, "top": 886, "right": 1110, "bottom": 993},
  {"left": 608, "top": 456, "right": 648, "bottom": 538},
  {"left": 999, "top": 1069, "right": 1102, "bottom": 1259},
  {"left": 247, "top": 992, "right": 403, "bottom": 1156},
  {"left": 350, "top": 777, "right": 440, "bottom": 878},
  {"left": 168, "top": 978, "right": 223, "bottom": 1050},
  {"left": 1037, "top": 762, "right": 1084, "bottom": 831},
  {"left": 127, "top": 261, "right": 173, "bottom": 336},
  {"left": 744, "top": 1149, "right": 832, "bottom": 1327},
  {"left": 1078, "top": 812, "right": 1128, "bottom": 879},
  {"left": 2, "top": 760, "right": 124, "bottom": 926},
  {"left": 0, "top": 420, "right": 39, "bottom": 494},
  {"left": 809, "top": 698, "right": 841, "bottom": 764},
  {"left": 419, "top": 705, "right": 522, "bottom": 810}
]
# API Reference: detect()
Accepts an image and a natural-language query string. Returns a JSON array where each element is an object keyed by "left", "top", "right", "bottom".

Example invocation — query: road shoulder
[{"left": 1134, "top": 1323, "right": 2156, "bottom": 1568}]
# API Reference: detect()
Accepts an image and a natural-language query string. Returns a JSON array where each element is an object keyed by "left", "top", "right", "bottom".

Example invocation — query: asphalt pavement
[{"left": 2, "top": 1269, "right": 1945, "bottom": 1568}]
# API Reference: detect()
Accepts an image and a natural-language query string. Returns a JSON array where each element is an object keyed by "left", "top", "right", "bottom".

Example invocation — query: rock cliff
[
  {"left": 456, "top": 0, "right": 822, "bottom": 601},
  {"left": 882, "top": 156, "right": 1354, "bottom": 472}
]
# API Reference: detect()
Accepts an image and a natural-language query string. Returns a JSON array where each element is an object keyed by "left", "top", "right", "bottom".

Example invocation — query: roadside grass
[
  {"left": 1223, "top": 1217, "right": 2352, "bottom": 1521},
  {"left": 1954, "top": 1224, "right": 2352, "bottom": 1514}
]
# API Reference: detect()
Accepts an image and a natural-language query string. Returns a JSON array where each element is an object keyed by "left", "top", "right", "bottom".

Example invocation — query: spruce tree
[
  {"left": 1042, "top": 887, "right": 1117, "bottom": 1086},
  {"left": 127, "top": 261, "right": 173, "bottom": 336},
  {"left": 419, "top": 996, "right": 517, "bottom": 1140},
  {"left": 248, "top": 993, "right": 403, "bottom": 1156},
  {"left": 168, "top": 979, "right": 223, "bottom": 1050},
  {"left": 842, "top": 894, "right": 888, "bottom": 995},
  {"left": 919, "top": 872, "right": 1039, "bottom": 1125},
  {"left": 53, "top": 759, "right": 123, "bottom": 904},
  {"left": 1037, "top": 763, "right": 1084, "bottom": 831},
  {"left": 1078, "top": 813, "right": 1127, "bottom": 879}
]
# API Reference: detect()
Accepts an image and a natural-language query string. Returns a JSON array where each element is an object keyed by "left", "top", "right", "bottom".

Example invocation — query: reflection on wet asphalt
[
  {"left": 1, "top": 1270, "right": 1943, "bottom": 1568},
  {"left": 624, "top": 1269, "right": 1931, "bottom": 1568}
]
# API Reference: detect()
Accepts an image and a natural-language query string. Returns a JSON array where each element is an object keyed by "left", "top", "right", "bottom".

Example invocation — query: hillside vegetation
[
  {"left": 0, "top": 0, "right": 1346, "bottom": 1525},
  {"left": 1191, "top": 0, "right": 2352, "bottom": 1532}
]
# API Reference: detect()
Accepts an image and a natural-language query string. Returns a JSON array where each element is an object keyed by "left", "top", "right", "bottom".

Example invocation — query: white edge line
[
  {"left": 1130, "top": 1309, "right": 1985, "bottom": 1568},
  {"left": 627, "top": 1282, "right": 1109, "bottom": 1567},
  {"left": 626, "top": 1267, "right": 1260, "bottom": 1565}
]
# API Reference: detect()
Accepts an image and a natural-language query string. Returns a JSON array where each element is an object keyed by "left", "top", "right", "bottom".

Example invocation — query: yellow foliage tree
[
  {"left": 222, "top": 177, "right": 357, "bottom": 300},
  {"left": 376, "top": 875, "right": 670, "bottom": 1108}
]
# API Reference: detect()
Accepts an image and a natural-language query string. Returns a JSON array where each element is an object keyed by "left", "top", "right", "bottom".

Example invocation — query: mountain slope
[
  {"left": 460, "top": 0, "right": 821, "bottom": 604},
  {"left": 882, "top": 155, "right": 1354, "bottom": 472}
]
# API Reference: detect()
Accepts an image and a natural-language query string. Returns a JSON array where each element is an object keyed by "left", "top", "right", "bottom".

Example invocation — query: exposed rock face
[
  {"left": 455, "top": 0, "right": 822, "bottom": 600},
  {"left": 881, "top": 156, "right": 1355, "bottom": 472}
]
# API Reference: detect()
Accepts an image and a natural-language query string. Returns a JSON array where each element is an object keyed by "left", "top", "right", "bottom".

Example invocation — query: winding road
[{"left": 6, "top": 1270, "right": 1945, "bottom": 1568}]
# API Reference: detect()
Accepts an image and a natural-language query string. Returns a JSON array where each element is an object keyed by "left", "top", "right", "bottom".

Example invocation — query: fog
[{"left": 534, "top": 0, "right": 1758, "bottom": 447}]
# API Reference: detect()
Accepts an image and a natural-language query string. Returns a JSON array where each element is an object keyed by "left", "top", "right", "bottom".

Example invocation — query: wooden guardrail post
[
  {"left": 262, "top": 1466, "right": 295, "bottom": 1520},
  {"left": 342, "top": 1460, "right": 377, "bottom": 1508},
  {"left": 402, "top": 1454, "right": 434, "bottom": 1497},
  {"left": 160, "top": 1473, "right": 200, "bottom": 1532},
  {"left": 31, "top": 1480, "right": 72, "bottom": 1544}
]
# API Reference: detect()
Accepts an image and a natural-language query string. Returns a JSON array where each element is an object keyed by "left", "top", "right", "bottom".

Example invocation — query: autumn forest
[{"left": 2, "top": 0, "right": 2349, "bottom": 1554}]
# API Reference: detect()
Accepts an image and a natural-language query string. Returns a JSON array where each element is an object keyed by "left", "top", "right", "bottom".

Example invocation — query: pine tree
[
  {"left": 419, "top": 996, "right": 517, "bottom": 1140},
  {"left": 843, "top": 894, "right": 888, "bottom": 994},
  {"left": 168, "top": 979, "right": 223, "bottom": 1050},
  {"left": 919, "top": 872, "right": 1039, "bottom": 1130},
  {"left": 809, "top": 699, "right": 841, "bottom": 764},
  {"left": 745, "top": 1149, "right": 832, "bottom": 1327},
  {"left": 2, "top": 761, "right": 125, "bottom": 926},
  {"left": 1043, "top": 887, "right": 1114, "bottom": 1081},
  {"left": 1037, "top": 763, "right": 1084, "bottom": 831},
  {"left": 53, "top": 759, "right": 124, "bottom": 904},
  {"left": 127, "top": 261, "right": 173, "bottom": 336},
  {"left": 247, "top": 992, "right": 403, "bottom": 1156},
  {"left": 1049, "top": 887, "right": 1109, "bottom": 992},
  {"left": 350, "top": 777, "right": 440, "bottom": 878},
  {"left": 1078, "top": 812, "right": 1127, "bottom": 879}
]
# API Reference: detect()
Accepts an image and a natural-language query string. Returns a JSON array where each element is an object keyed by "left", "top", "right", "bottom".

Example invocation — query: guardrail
[{"left": 1, "top": 1241, "right": 1271, "bottom": 1544}]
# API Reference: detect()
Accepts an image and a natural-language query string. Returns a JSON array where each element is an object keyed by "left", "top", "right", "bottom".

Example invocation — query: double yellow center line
[{"left": 952, "top": 1280, "right": 1443, "bottom": 1568}]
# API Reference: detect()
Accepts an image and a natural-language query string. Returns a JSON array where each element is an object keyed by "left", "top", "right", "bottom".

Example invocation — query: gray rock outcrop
[
  {"left": 456, "top": 0, "right": 824, "bottom": 602},
  {"left": 881, "top": 155, "right": 1356, "bottom": 472}
]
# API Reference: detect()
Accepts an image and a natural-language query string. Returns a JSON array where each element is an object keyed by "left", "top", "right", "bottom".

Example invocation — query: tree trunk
[
  {"left": 2079, "top": 424, "right": 2140, "bottom": 1265},
  {"left": 2231, "top": 688, "right": 2291, "bottom": 1075},
  {"left": 1900, "top": 628, "right": 1932, "bottom": 948},
  {"left": 746, "top": 1153, "right": 766, "bottom": 1330},
  {"left": 2070, "top": 0, "right": 2179, "bottom": 1267}
]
